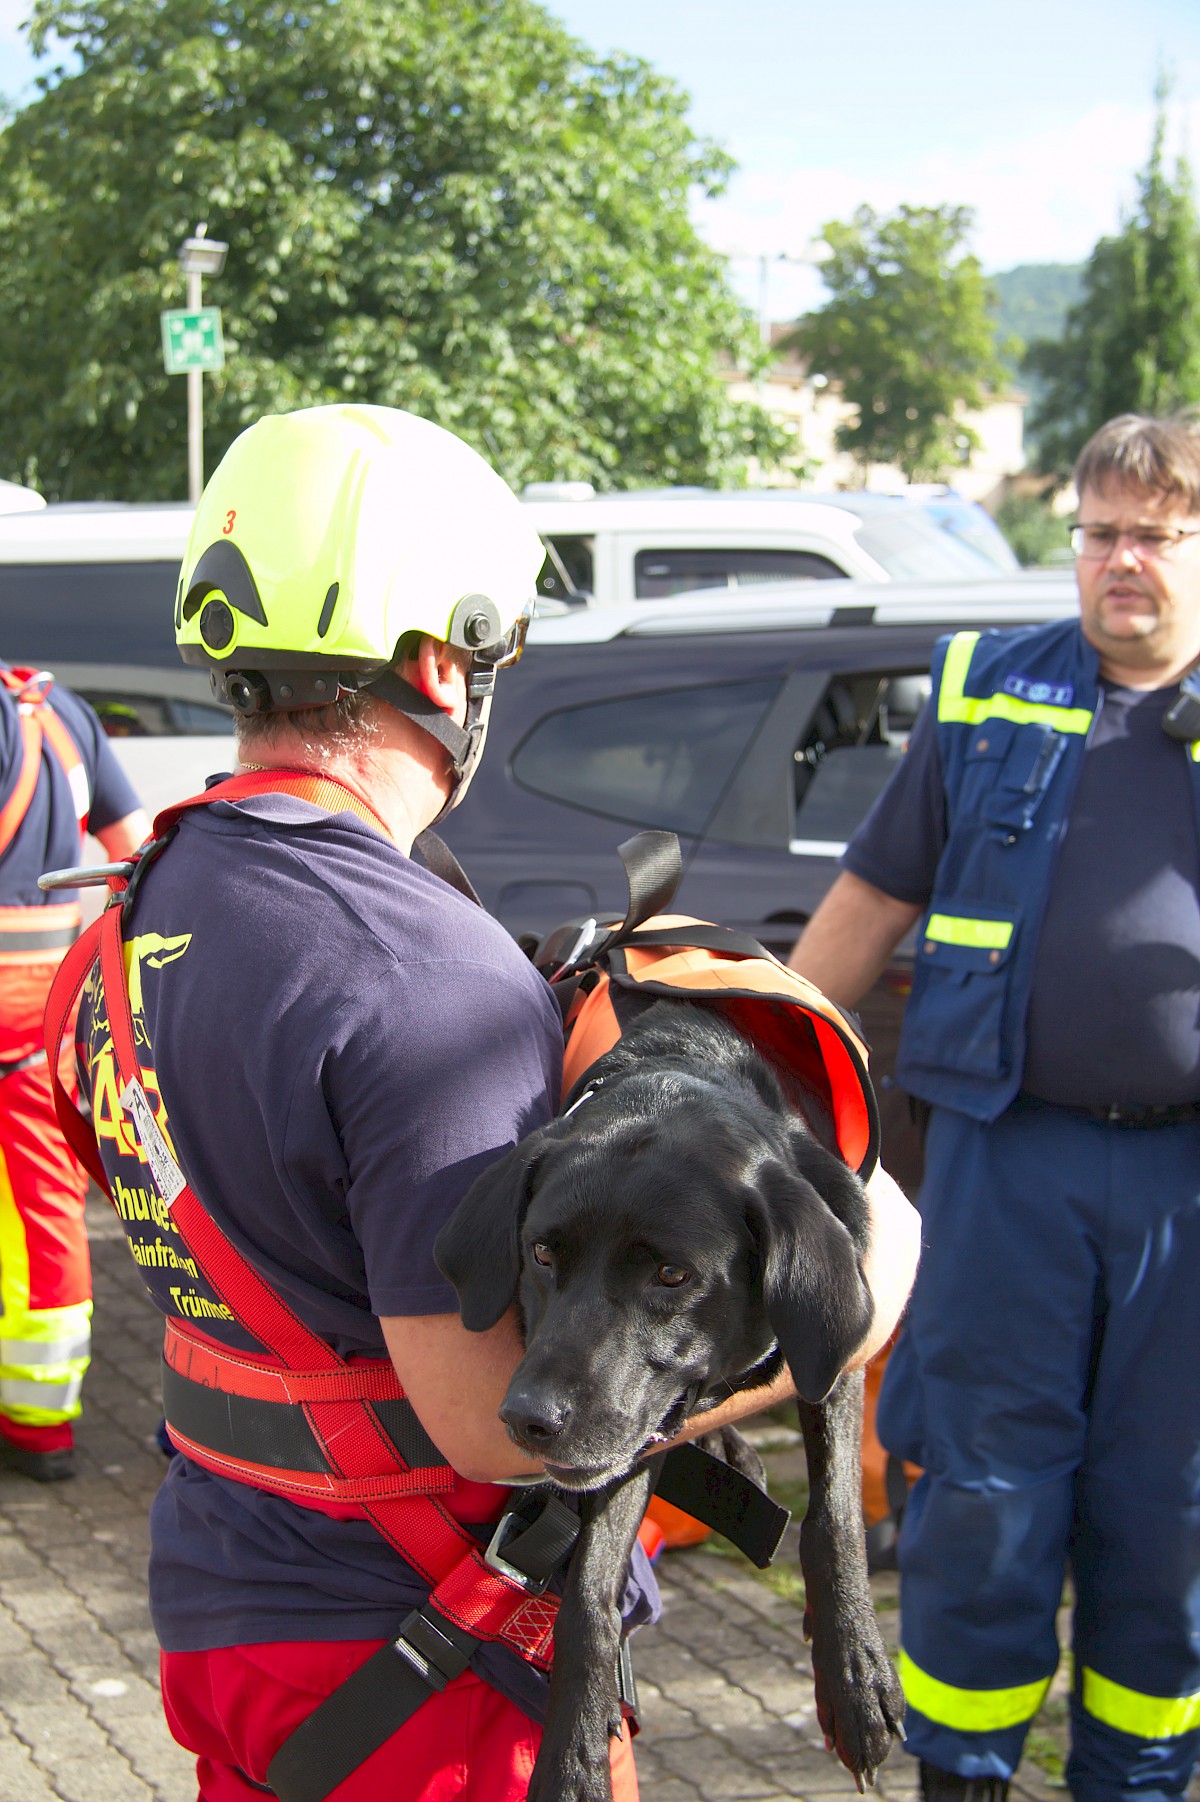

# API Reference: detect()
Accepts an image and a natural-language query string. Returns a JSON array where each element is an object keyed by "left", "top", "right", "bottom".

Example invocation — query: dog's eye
[
  {"left": 532, "top": 1243, "right": 554, "bottom": 1268},
  {"left": 655, "top": 1263, "right": 690, "bottom": 1288}
]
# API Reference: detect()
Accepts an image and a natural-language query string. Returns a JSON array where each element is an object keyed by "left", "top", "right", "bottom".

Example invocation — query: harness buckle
[
  {"left": 391, "top": 1605, "right": 475, "bottom": 1693},
  {"left": 483, "top": 1492, "right": 580, "bottom": 1595},
  {"left": 483, "top": 1508, "right": 555, "bottom": 1594}
]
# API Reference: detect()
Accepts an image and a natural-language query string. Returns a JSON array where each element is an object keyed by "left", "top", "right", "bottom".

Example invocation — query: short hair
[
  {"left": 1074, "top": 412, "right": 1200, "bottom": 513},
  {"left": 234, "top": 686, "right": 382, "bottom": 756}
]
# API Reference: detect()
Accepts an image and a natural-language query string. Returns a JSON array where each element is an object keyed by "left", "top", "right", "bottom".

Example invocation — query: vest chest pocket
[
  {"left": 901, "top": 904, "right": 1019, "bottom": 1080},
  {"left": 957, "top": 718, "right": 1069, "bottom": 840}
]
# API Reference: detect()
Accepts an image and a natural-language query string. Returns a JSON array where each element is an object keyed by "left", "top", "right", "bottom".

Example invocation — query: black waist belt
[
  {"left": 162, "top": 1357, "right": 790, "bottom": 1565},
  {"left": 1021, "top": 1094, "right": 1200, "bottom": 1130},
  {"left": 160, "top": 1356, "right": 448, "bottom": 1475}
]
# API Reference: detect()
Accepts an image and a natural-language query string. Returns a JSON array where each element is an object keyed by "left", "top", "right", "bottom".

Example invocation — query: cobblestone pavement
[{"left": 0, "top": 1200, "right": 1069, "bottom": 1802}]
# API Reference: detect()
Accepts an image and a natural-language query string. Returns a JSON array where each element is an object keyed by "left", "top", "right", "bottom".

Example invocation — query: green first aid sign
[{"left": 160, "top": 307, "right": 225, "bottom": 374}]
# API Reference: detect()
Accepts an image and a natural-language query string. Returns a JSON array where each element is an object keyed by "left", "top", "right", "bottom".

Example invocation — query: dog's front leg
[
  {"left": 529, "top": 1463, "right": 652, "bottom": 1802},
  {"left": 797, "top": 1371, "right": 905, "bottom": 1787}
]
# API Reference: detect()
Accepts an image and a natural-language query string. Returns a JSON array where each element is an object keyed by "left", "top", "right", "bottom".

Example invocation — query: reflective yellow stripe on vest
[
  {"left": 937, "top": 631, "right": 1094, "bottom": 736},
  {"left": 925, "top": 914, "right": 1014, "bottom": 951},
  {"left": 1082, "top": 1667, "right": 1200, "bottom": 1740},
  {"left": 898, "top": 1649, "right": 1053, "bottom": 1732}
]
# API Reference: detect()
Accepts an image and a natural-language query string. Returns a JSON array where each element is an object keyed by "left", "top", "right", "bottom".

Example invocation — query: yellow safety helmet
[{"left": 175, "top": 404, "right": 543, "bottom": 805}]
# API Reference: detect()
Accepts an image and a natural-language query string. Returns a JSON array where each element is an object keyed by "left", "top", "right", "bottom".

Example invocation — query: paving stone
[{"left": 0, "top": 1734, "right": 61, "bottom": 1801}]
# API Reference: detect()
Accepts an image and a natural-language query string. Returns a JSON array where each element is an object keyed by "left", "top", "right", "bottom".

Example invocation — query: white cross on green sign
[{"left": 160, "top": 307, "right": 225, "bottom": 374}]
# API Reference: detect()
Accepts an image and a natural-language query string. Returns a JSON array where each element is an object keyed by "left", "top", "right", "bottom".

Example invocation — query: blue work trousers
[{"left": 878, "top": 1099, "right": 1200, "bottom": 1802}]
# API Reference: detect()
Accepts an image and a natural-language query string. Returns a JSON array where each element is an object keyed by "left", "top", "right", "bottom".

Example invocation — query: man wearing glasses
[{"left": 789, "top": 414, "right": 1200, "bottom": 1802}]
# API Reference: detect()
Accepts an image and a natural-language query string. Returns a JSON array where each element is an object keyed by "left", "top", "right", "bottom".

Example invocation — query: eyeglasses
[{"left": 1070, "top": 522, "right": 1200, "bottom": 561}]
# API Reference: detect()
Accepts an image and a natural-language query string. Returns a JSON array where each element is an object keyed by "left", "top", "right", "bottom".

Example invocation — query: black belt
[
  {"left": 1023, "top": 1095, "right": 1200, "bottom": 1129},
  {"left": 1086, "top": 1101, "right": 1200, "bottom": 1129}
]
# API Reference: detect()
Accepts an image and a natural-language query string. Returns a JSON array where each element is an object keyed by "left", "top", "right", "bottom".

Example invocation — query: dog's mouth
[
  {"left": 539, "top": 1456, "right": 629, "bottom": 1492},
  {"left": 637, "top": 1390, "right": 695, "bottom": 1457}
]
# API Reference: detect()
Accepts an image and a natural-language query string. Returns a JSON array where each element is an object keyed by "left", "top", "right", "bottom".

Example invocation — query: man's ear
[
  {"left": 746, "top": 1162, "right": 874, "bottom": 1404},
  {"left": 409, "top": 635, "right": 468, "bottom": 720},
  {"left": 433, "top": 1128, "right": 552, "bottom": 1330}
]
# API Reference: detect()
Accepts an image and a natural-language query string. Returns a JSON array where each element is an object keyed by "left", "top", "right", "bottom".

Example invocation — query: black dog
[{"left": 435, "top": 998, "right": 905, "bottom": 1801}]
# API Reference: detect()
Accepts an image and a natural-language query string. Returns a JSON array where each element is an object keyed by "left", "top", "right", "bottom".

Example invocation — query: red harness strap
[{"left": 43, "top": 771, "right": 560, "bottom": 1670}]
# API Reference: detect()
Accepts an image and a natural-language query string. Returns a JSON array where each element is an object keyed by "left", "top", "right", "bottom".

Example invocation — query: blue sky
[{"left": 0, "top": 1, "right": 1196, "bottom": 321}]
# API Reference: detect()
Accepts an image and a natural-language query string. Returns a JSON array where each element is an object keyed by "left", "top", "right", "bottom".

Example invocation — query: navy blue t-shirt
[
  {"left": 844, "top": 683, "right": 1200, "bottom": 1107},
  {"left": 0, "top": 666, "right": 141, "bottom": 904},
  {"left": 73, "top": 790, "right": 667, "bottom": 1711}
]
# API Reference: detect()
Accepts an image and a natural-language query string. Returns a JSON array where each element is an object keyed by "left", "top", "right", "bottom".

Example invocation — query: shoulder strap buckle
[{"left": 483, "top": 1490, "right": 580, "bottom": 1595}]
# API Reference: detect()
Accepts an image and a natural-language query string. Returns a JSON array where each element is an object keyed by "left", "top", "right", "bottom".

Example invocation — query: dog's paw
[
  {"left": 527, "top": 1721, "right": 617, "bottom": 1802},
  {"left": 808, "top": 1612, "right": 905, "bottom": 1788}
]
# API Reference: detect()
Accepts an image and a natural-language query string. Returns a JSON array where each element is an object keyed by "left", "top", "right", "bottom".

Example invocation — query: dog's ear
[
  {"left": 433, "top": 1131, "right": 551, "bottom": 1331},
  {"left": 746, "top": 1159, "right": 874, "bottom": 1405}
]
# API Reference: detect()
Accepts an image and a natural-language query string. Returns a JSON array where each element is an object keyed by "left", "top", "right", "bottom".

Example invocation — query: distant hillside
[{"left": 990, "top": 262, "right": 1084, "bottom": 379}]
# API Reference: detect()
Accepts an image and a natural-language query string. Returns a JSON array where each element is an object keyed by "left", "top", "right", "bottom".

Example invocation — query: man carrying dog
[
  {"left": 58, "top": 403, "right": 918, "bottom": 1802},
  {"left": 789, "top": 412, "right": 1200, "bottom": 1802}
]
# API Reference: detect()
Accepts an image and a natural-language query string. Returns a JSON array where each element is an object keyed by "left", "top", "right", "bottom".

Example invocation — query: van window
[
  {"left": 79, "top": 691, "right": 232, "bottom": 738},
  {"left": 513, "top": 679, "right": 780, "bottom": 835},
  {"left": 850, "top": 513, "right": 991, "bottom": 581},
  {"left": 634, "top": 547, "right": 845, "bottom": 598},
  {"left": 793, "top": 670, "right": 930, "bottom": 844},
  {"left": 536, "top": 535, "right": 594, "bottom": 602},
  {"left": 0, "top": 562, "right": 181, "bottom": 665}
]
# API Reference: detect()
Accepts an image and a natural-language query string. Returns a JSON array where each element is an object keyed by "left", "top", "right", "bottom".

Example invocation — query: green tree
[
  {"left": 781, "top": 203, "right": 1010, "bottom": 481},
  {"left": 0, "top": 0, "right": 786, "bottom": 500},
  {"left": 1024, "top": 88, "right": 1200, "bottom": 474}
]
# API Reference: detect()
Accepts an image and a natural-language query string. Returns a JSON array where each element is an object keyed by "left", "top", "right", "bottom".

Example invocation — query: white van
[
  {"left": 521, "top": 484, "right": 1017, "bottom": 604},
  {"left": 0, "top": 502, "right": 235, "bottom": 818}
]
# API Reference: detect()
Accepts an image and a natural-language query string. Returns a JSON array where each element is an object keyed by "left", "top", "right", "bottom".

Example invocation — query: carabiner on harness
[{"left": 38, "top": 861, "right": 136, "bottom": 890}]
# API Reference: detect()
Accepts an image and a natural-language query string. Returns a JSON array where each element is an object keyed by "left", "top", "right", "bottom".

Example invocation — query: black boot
[{"left": 919, "top": 1760, "right": 1010, "bottom": 1802}]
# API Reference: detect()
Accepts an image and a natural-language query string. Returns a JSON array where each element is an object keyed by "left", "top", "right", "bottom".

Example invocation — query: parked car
[
  {"left": 522, "top": 483, "right": 1017, "bottom": 605},
  {"left": 819, "top": 487, "right": 1020, "bottom": 574},
  {"left": 0, "top": 501, "right": 235, "bottom": 816},
  {"left": 440, "top": 572, "right": 1077, "bottom": 1183}
]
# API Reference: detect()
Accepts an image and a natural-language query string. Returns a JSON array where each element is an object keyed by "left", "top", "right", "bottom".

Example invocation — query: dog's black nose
[{"left": 500, "top": 1389, "right": 570, "bottom": 1445}]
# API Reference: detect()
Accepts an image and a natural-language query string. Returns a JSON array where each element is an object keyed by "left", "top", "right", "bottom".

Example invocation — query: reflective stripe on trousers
[{"left": 0, "top": 1024, "right": 92, "bottom": 1426}]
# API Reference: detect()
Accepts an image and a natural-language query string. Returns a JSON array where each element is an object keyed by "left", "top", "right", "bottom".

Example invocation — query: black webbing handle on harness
[
  {"left": 539, "top": 829, "right": 686, "bottom": 985},
  {"left": 266, "top": 1486, "right": 580, "bottom": 1802}
]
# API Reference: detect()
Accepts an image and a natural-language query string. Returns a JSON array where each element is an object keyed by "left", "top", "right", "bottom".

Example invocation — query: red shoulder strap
[{"left": 152, "top": 768, "right": 393, "bottom": 841}]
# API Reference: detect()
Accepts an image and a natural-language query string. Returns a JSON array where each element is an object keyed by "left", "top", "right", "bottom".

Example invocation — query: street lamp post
[{"left": 177, "top": 224, "right": 228, "bottom": 504}]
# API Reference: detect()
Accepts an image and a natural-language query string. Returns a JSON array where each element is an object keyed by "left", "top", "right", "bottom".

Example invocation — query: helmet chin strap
[{"left": 368, "top": 670, "right": 493, "bottom": 820}]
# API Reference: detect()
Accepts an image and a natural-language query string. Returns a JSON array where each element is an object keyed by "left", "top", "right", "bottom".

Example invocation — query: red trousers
[
  {"left": 0, "top": 960, "right": 91, "bottom": 1438},
  {"left": 162, "top": 1640, "right": 640, "bottom": 1801}
]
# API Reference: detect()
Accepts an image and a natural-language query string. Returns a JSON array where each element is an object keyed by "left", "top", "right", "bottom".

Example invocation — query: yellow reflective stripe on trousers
[
  {"left": 1083, "top": 1667, "right": 1200, "bottom": 1740},
  {"left": 899, "top": 1650, "right": 1053, "bottom": 1732},
  {"left": 0, "top": 1138, "right": 31, "bottom": 1318},
  {"left": 925, "top": 914, "right": 1014, "bottom": 951},
  {"left": 0, "top": 1300, "right": 91, "bottom": 1420},
  {"left": 936, "top": 631, "right": 1094, "bottom": 735}
]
